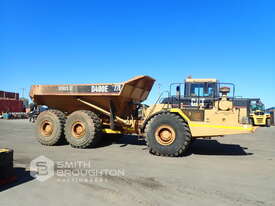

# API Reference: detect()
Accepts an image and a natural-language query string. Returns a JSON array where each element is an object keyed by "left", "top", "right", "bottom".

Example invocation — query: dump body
[{"left": 30, "top": 76, "right": 155, "bottom": 118}]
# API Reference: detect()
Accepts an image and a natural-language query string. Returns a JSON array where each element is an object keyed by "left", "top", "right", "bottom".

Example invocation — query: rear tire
[
  {"left": 145, "top": 112, "right": 192, "bottom": 157},
  {"left": 266, "top": 118, "right": 271, "bottom": 127},
  {"left": 65, "top": 110, "right": 102, "bottom": 148},
  {"left": 36, "top": 110, "right": 66, "bottom": 146}
]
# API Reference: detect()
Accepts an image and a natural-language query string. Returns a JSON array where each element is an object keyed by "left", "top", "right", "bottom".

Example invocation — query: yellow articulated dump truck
[{"left": 30, "top": 76, "right": 255, "bottom": 157}]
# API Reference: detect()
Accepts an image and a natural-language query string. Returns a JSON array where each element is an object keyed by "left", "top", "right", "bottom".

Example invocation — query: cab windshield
[
  {"left": 250, "top": 101, "right": 265, "bottom": 112},
  {"left": 184, "top": 82, "right": 218, "bottom": 97}
]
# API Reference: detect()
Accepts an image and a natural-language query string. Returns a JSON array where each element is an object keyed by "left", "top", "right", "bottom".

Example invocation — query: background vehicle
[
  {"left": 30, "top": 76, "right": 254, "bottom": 157},
  {"left": 28, "top": 104, "right": 48, "bottom": 123},
  {"left": 249, "top": 100, "right": 271, "bottom": 127}
]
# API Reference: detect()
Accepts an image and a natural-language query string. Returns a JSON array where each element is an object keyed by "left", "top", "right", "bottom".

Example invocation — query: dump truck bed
[{"left": 30, "top": 76, "right": 155, "bottom": 118}]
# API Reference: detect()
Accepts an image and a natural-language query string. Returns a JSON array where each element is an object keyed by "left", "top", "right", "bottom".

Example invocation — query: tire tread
[
  {"left": 65, "top": 110, "right": 102, "bottom": 148},
  {"left": 144, "top": 112, "right": 192, "bottom": 157},
  {"left": 36, "top": 109, "right": 66, "bottom": 146}
]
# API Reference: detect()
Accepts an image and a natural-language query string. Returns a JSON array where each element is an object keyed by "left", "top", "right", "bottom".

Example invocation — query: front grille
[{"left": 256, "top": 118, "right": 264, "bottom": 123}]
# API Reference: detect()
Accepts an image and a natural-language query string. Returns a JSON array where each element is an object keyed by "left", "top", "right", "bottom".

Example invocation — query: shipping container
[
  {"left": 0, "top": 91, "right": 19, "bottom": 100},
  {"left": 0, "top": 99, "right": 25, "bottom": 113}
]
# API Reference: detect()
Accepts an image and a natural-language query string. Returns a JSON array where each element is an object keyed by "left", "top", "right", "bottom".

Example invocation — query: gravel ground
[{"left": 0, "top": 119, "right": 274, "bottom": 206}]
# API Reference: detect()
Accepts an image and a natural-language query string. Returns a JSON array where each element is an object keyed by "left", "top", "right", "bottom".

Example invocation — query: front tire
[
  {"left": 145, "top": 112, "right": 192, "bottom": 157},
  {"left": 65, "top": 110, "right": 102, "bottom": 148}
]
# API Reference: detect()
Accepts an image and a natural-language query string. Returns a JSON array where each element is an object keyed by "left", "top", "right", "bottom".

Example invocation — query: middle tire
[{"left": 65, "top": 110, "right": 102, "bottom": 148}]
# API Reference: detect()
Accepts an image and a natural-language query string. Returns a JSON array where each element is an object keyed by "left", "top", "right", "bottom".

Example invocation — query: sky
[{"left": 1, "top": 0, "right": 274, "bottom": 107}]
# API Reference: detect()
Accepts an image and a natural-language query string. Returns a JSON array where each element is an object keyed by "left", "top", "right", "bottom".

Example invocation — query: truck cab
[{"left": 162, "top": 77, "right": 235, "bottom": 109}]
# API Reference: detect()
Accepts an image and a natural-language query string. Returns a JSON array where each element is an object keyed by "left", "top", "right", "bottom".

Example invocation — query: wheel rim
[
  {"left": 155, "top": 125, "right": 176, "bottom": 146},
  {"left": 71, "top": 121, "right": 86, "bottom": 138},
  {"left": 40, "top": 120, "right": 54, "bottom": 137}
]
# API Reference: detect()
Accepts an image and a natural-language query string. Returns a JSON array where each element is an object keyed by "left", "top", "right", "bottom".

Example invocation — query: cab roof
[{"left": 185, "top": 78, "right": 218, "bottom": 83}]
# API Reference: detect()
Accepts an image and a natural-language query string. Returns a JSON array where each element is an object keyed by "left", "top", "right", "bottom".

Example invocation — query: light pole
[{"left": 20, "top": 88, "right": 26, "bottom": 98}]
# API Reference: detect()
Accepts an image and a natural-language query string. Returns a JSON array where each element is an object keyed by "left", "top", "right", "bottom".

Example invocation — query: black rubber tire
[
  {"left": 0, "top": 149, "right": 13, "bottom": 167},
  {"left": 35, "top": 110, "right": 66, "bottom": 146},
  {"left": 145, "top": 112, "right": 192, "bottom": 157},
  {"left": 0, "top": 149, "right": 14, "bottom": 179},
  {"left": 65, "top": 110, "right": 102, "bottom": 148},
  {"left": 248, "top": 118, "right": 253, "bottom": 125},
  {"left": 250, "top": 118, "right": 255, "bottom": 126},
  {"left": 266, "top": 119, "right": 271, "bottom": 127}
]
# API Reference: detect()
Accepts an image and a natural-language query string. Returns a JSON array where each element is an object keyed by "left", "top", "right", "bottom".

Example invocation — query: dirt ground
[{"left": 0, "top": 119, "right": 274, "bottom": 206}]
